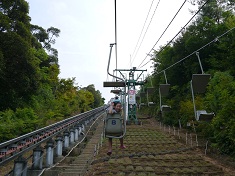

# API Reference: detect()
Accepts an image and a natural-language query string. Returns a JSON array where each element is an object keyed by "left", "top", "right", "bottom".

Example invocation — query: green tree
[
  {"left": 140, "top": 0, "right": 235, "bottom": 156},
  {"left": 0, "top": 0, "right": 106, "bottom": 143},
  {"left": 31, "top": 25, "right": 60, "bottom": 66},
  {"left": 0, "top": 108, "right": 39, "bottom": 142},
  {"left": 84, "top": 84, "right": 104, "bottom": 108},
  {"left": 78, "top": 89, "right": 94, "bottom": 112},
  {"left": 205, "top": 72, "right": 235, "bottom": 155}
]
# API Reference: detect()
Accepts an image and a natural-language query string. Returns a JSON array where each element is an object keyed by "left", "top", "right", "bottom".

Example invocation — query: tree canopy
[
  {"left": 139, "top": 0, "right": 235, "bottom": 157},
  {"left": 0, "top": 0, "right": 105, "bottom": 143}
]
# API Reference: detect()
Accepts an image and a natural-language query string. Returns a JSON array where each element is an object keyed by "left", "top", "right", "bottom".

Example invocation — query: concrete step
[
  {"left": 51, "top": 165, "right": 86, "bottom": 170},
  {"left": 58, "top": 172, "right": 86, "bottom": 176},
  {"left": 42, "top": 116, "right": 105, "bottom": 176}
]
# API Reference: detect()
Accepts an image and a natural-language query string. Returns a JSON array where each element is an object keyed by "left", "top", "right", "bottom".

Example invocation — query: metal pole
[
  {"left": 159, "top": 88, "right": 162, "bottom": 111},
  {"left": 147, "top": 90, "right": 149, "bottom": 106},
  {"left": 163, "top": 71, "right": 168, "bottom": 84},
  {"left": 107, "top": 44, "right": 123, "bottom": 81},
  {"left": 114, "top": 0, "right": 118, "bottom": 78},
  {"left": 191, "top": 80, "right": 197, "bottom": 120},
  {"left": 196, "top": 52, "right": 204, "bottom": 74}
]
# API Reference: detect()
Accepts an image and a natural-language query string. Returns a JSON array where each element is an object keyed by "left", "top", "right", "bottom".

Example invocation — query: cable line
[
  {"left": 138, "top": 0, "right": 210, "bottom": 69},
  {"left": 131, "top": 0, "right": 155, "bottom": 64},
  {"left": 153, "top": 25, "right": 235, "bottom": 76},
  {"left": 114, "top": 0, "right": 118, "bottom": 77},
  {"left": 137, "top": 0, "right": 187, "bottom": 69},
  {"left": 131, "top": 0, "right": 161, "bottom": 66}
]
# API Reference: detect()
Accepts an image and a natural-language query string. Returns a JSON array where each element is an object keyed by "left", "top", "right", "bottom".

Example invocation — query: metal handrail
[
  {"left": 0, "top": 105, "right": 108, "bottom": 166},
  {"left": 0, "top": 107, "right": 101, "bottom": 148}
]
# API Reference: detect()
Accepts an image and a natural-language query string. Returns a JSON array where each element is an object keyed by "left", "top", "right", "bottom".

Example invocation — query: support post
[
  {"left": 196, "top": 52, "right": 204, "bottom": 74},
  {"left": 31, "top": 146, "right": 43, "bottom": 170},
  {"left": 63, "top": 130, "right": 70, "bottom": 148},
  {"left": 79, "top": 126, "right": 83, "bottom": 136},
  {"left": 13, "top": 156, "right": 28, "bottom": 176},
  {"left": 70, "top": 128, "right": 75, "bottom": 144},
  {"left": 55, "top": 135, "right": 63, "bottom": 157},
  {"left": 159, "top": 88, "right": 162, "bottom": 111},
  {"left": 191, "top": 80, "right": 197, "bottom": 120},
  {"left": 74, "top": 125, "right": 79, "bottom": 141},
  {"left": 45, "top": 139, "right": 54, "bottom": 167},
  {"left": 82, "top": 124, "right": 85, "bottom": 133}
]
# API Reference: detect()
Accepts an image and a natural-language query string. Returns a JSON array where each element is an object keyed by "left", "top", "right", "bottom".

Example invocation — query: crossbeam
[
  {"left": 110, "top": 89, "right": 122, "bottom": 94},
  {"left": 103, "top": 81, "right": 126, "bottom": 87}
]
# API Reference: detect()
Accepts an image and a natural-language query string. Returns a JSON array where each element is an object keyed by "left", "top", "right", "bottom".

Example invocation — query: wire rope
[
  {"left": 131, "top": 0, "right": 161, "bottom": 66},
  {"left": 138, "top": 0, "right": 210, "bottom": 69},
  {"left": 153, "top": 25, "right": 235, "bottom": 76},
  {"left": 130, "top": 0, "right": 155, "bottom": 64},
  {"left": 114, "top": 0, "right": 118, "bottom": 77},
  {"left": 137, "top": 0, "right": 187, "bottom": 68}
]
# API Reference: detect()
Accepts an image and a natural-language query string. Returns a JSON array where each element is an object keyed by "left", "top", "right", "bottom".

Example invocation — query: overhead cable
[
  {"left": 138, "top": 0, "right": 210, "bottom": 69},
  {"left": 153, "top": 25, "right": 235, "bottom": 76},
  {"left": 114, "top": 0, "right": 118, "bottom": 77},
  {"left": 131, "top": 0, "right": 161, "bottom": 66},
  {"left": 137, "top": 0, "right": 187, "bottom": 69},
  {"left": 130, "top": 0, "right": 155, "bottom": 65}
]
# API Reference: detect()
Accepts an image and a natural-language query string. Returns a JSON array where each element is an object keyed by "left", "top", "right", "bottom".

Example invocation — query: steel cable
[
  {"left": 130, "top": 0, "right": 156, "bottom": 66},
  {"left": 138, "top": 0, "right": 187, "bottom": 69},
  {"left": 138, "top": 0, "right": 210, "bottom": 69},
  {"left": 131, "top": 0, "right": 161, "bottom": 66},
  {"left": 153, "top": 25, "right": 235, "bottom": 75}
]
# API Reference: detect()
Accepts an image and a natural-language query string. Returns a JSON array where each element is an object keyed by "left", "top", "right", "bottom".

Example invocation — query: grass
[
  {"left": 145, "top": 166, "right": 155, "bottom": 172},
  {"left": 86, "top": 118, "right": 229, "bottom": 176},
  {"left": 126, "top": 165, "right": 134, "bottom": 171}
]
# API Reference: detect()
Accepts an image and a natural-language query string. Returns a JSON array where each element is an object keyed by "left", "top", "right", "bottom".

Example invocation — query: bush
[
  {"left": 205, "top": 72, "right": 235, "bottom": 156},
  {"left": 0, "top": 108, "right": 39, "bottom": 143}
]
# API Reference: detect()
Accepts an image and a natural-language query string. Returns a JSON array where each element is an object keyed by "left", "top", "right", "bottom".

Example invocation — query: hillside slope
[{"left": 87, "top": 116, "right": 234, "bottom": 176}]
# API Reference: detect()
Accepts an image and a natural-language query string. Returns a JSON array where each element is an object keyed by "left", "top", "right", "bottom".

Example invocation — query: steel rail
[
  {"left": 0, "top": 105, "right": 108, "bottom": 166},
  {"left": 38, "top": 110, "right": 106, "bottom": 176}
]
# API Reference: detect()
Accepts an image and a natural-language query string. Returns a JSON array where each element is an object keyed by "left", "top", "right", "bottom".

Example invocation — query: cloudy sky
[{"left": 26, "top": 0, "right": 197, "bottom": 103}]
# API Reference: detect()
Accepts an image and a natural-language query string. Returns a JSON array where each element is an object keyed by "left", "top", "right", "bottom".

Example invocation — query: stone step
[
  {"left": 57, "top": 162, "right": 89, "bottom": 167},
  {"left": 69, "top": 164, "right": 87, "bottom": 166},
  {"left": 72, "top": 158, "right": 93, "bottom": 164},
  {"left": 43, "top": 170, "right": 86, "bottom": 176},
  {"left": 56, "top": 166, "right": 86, "bottom": 169},
  {"left": 77, "top": 153, "right": 93, "bottom": 157},
  {"left": 43, "top": 116, "right": 105, "bottom": 176},
  {"left": 59, "top": 157, "right": 83, "bottom": 163},
  {"left": 58, "top": 172, "right": 86, "bottom": 176}
]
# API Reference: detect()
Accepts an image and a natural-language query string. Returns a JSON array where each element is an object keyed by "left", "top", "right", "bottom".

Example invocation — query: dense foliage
[
  {"left": 0, "top": 0, "right": 104, "bottom": 142},
  {"left": 139, "top": 0, "right": 235, "bottom": 157}
]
